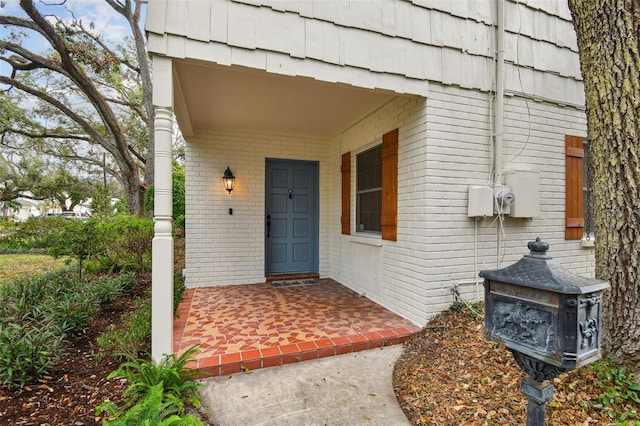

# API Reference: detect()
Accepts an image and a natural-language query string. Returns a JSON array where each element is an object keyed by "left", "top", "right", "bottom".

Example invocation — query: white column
[{"left": 151, "top": 56, "right": 174, "bottom": 361}]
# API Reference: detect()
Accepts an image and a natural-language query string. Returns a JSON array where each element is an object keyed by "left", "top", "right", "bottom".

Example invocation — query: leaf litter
[{"left": 393, "top": 306, "right": 623, "bottom": 425}]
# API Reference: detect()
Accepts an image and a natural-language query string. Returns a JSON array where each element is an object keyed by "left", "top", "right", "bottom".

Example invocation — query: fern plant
[
  {"left": 106, "top": 346, "right": 201, "bottom": 413},
  {"left": 100, "top": 382, "right": 202, "bottom": 426}
]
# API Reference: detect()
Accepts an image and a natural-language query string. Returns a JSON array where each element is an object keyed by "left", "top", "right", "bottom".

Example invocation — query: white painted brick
[
  {"left": 159, "top": 0, "right": 593, "bottom": 329},
  {"left": 186, "top": 131, "right": 331, "bottom": 287}
]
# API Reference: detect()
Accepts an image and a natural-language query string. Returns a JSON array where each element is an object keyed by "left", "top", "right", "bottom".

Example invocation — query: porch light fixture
[{"left": 222, "top": 166, "right": 235, "bottom": 193}]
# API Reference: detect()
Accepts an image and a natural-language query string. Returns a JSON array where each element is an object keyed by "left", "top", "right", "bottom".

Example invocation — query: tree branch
[
  {"left": 0, "top": 75, "right": 112, "bottom": 152},
  {"left": 1, "top": 126, "right": 92, "bottom": 143},
  {"left": 104, "top": 96, "right": 148, "bottom": 124},
  {"left": 0, "top": 15, "right": 49, "bottom": 38},
  {"left": 128, "top": 144, "right": 145, "bottom": 163},
  {"left": 19, "top": 0, "right": 137, "bottom": 173},
  {"left": 1, "top": 42, "right": 69, "bottom": 76},
  {"left": 69, "top": 18, "right": 140, "bottom": 74}
]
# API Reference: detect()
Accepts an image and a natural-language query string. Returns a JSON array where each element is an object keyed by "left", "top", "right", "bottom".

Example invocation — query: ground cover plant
[
  {"left": 393, "top": 303, "right": 640, "bottom": 425},
  {"left": 0, "top": 266, "right": 158, "bottom": 424},
  {"left": 0, "top": 268, "right": 130, "bottom": 387}
]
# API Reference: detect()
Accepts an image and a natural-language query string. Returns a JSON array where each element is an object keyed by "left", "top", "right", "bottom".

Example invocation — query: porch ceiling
[{"left": 173, "top": 61, "right": 396, "bottom": 139}]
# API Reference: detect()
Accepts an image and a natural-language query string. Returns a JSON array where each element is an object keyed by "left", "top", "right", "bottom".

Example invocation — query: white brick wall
[
  {"left": 329, "top": 96, "right": 433, "bottom": 326},
  {"left": 418, "top": 84, "right": 592, "bottom": 323},
  {"left": 185, "top": 130, "right": 330, "bottom": 287},
  {"left": 184, "top": 87, "right": 593, "bottom": 328},
  {"left": 324, "top": 84, "right": 592, "bottom": 327}
]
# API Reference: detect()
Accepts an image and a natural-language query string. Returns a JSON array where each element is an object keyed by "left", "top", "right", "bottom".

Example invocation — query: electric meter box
[
  {"left": 505, "top": 170, "right": 539, "bottom": 218},
  {"left": 468, "top": 185, "right": 494, "bottom": 217}
]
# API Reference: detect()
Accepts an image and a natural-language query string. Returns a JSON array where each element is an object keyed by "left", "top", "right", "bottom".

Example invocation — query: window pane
[
  {"left": 357, "top": 190, "right": 381, "bottom": 232},
  {"left": 357, "top": 146, "right": 382, "bottom": 191},
  {"left": 356, "top": 145, "right": 382, "bottom": 233}
]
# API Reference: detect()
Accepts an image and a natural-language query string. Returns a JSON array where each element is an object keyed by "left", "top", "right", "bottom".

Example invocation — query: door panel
[{"left": 265, "top": 160, "right": 318, "bottom": 274}]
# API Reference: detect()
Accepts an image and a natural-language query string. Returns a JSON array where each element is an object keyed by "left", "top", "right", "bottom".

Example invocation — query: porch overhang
[{"left": 172, "top": 60, "right": 398, "bottom": 139}]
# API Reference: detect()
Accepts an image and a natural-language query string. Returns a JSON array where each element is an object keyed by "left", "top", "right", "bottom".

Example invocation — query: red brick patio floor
[{"left": 173, "top": 278, "right": 421, "bottom": 376}]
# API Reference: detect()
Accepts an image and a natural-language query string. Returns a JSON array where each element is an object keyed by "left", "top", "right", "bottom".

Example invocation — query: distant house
[
  {"left": 145, "top": 0, "right": 594, "bottom": 358},
  {"left": 1, "top": 197, "right": 42, "bottom": 222}
]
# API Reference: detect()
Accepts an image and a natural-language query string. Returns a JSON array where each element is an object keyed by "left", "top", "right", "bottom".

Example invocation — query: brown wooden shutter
[
  {"left": 341, "top": 152, "right": 351, "bottom": 235},
  {"left": 565, "top": 135, "right": 584, "bottom": 240},
  {"left": 381, "top": 129, "right": 398, "bottom": 241}
]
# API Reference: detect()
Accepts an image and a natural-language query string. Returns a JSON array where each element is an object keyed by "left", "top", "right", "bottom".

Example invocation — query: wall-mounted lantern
[{"left": 222, "top": 166, "right": 235, "bottom": 194}]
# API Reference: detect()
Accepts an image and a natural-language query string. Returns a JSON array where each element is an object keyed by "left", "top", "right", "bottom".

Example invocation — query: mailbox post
[{"left": 480, "top": 238, "right": 609, "bottom": 425}]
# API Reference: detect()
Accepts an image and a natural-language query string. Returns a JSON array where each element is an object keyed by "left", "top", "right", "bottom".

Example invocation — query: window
[
  {"left": 341, "top": 128, "right": 398, "bottom": 241},
  {"left": 565, "top": 135, "right": 593, "bottom": 240},
  {"left": 356, "top": 145, "right": 382, "bottom": 233}
]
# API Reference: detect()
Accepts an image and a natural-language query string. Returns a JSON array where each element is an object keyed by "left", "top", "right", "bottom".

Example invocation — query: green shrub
[
  {"left": 96, "top": 298, "right": 151, "bottom": 360},
  {"left": 108, "top": 346, "right": 201, "bottom": 412},
  {"left": 47, "top": 218, "right": 104, "bottom": 279},
  {"left": 89, "top": 278, "right": 124, "bottom": 306},
  {"left": 0, "top": 217, "right": 64, "bottom": 253},
  {"left": 89, "top": 275, "right": 131, "bottom": 306},
  {"left": 174, "top": 214, "right": 185, "bottom": 230},
  {"left": 113, "top": 272, "right": 137, "bottom": 294},
  {"left": 1, "top": 268, "right": 75, "bottom": 320},
  {"left": 593, "top": 359, "right": 640, "bottom": 423},
  {"left": 0, "top": 320, "right": 63, "bottom": 387},
  {"left": 98, "top": 382, "right": 202, "bottom": 426},
  {"left": 97, "top": 216, "right": 153, "bottom": 273},
  {"left": 1, "top": 274, "right": 50, "bottom": 320}
]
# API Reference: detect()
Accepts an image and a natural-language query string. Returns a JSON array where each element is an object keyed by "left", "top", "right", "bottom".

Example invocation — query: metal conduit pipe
[
  {"left": 495, "top": 0, "right": 505, "bottom": 268},
  {"left": 495, "top": 0, "right": 505, "bottom": 185}
]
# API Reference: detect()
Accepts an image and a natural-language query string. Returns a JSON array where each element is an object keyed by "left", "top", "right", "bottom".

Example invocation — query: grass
[{"left": 0, "top": 255, "right": 69, "bottom": 283}]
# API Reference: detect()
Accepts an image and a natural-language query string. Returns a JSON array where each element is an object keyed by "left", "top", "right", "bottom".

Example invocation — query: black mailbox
[{"left": 480, "top": 238, "right": 609, "bottom": 377}]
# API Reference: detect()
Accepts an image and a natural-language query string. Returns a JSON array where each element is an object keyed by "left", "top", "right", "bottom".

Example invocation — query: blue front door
[{"left": 265, "top": 159, "right": 319, "bottom": 275}]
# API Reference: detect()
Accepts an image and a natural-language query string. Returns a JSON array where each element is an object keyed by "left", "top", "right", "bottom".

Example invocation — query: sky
[{"left": 0, "top": 0, "right": 146, "bottom": 78}]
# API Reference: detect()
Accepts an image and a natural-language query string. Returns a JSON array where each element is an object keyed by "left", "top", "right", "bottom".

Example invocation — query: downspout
[{"left": 495, "top": 0, "right": 505, "bottom": 268}]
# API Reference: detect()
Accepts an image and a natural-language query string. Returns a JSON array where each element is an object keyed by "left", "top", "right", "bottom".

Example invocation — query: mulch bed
[
  {"left": 393, "top": 305, "right": 623, "bottom": 425},
  {"left": 0, "top": 296, "right": 137, "bottom": 425}
]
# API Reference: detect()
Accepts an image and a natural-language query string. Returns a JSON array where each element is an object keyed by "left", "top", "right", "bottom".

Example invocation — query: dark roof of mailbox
[{"left": 479, "top": 238, "right": 609, "bottom": 294}]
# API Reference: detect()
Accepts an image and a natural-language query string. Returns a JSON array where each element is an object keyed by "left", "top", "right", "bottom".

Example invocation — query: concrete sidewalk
[{"left": 199, "top": 345, "right": 410, "bottom": 426}]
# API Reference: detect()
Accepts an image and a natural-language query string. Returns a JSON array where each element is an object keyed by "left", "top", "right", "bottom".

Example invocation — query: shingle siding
[{"left": 147, "top": 0, "right": 583, "bottom": 104}]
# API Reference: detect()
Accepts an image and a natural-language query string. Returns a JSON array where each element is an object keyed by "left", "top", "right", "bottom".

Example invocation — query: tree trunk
[{"left": 568, "top": 0, "right": 640, "bottom": 368}]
